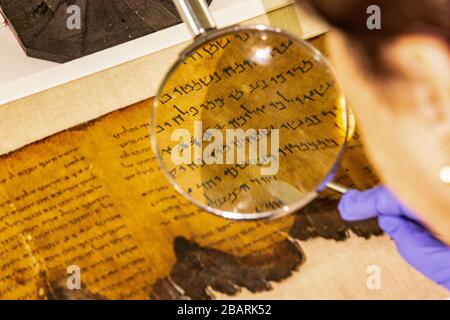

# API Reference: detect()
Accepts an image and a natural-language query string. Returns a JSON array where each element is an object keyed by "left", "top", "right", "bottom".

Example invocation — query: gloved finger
[
  {"left": 379, "top": 215, "right": 450, "bottom": 290},
  {"left": 338, "top": 186, "right": 396, "bottom": 221},
  {"left": 376, "top": 188, "right": 420, "bottom": 222}
]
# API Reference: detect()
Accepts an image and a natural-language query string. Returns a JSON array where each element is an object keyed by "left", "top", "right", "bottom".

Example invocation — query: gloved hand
[{"left": 338, "top": 185, "right": 450, "bottom": 290}]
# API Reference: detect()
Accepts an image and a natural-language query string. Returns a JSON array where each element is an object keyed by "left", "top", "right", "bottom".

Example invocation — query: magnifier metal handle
[
  {"left": 326, "top": 182, "right": 349, "bottom": 194},
  {"left": 173, "top": 0, "right": 217, "bottom": 36}
]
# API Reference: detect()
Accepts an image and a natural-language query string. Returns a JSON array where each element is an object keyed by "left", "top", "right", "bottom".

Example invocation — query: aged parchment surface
[{"left": 0, "top": 91, "right": 375, "bottom": 299}]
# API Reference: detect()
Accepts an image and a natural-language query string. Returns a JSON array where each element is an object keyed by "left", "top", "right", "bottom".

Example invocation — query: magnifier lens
[{"left": 152, "top": 28, "right": 349, "bottom": 219}]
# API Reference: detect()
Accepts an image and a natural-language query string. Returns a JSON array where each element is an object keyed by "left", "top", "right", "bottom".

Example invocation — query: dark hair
[{"left": 306, "top": 0, "right": 449, "bottom": 70}]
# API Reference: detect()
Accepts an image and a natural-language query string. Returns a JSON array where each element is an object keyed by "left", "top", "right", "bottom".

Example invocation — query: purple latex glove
[{"left": 338, "top": 185, "right": 450, "bottom": 290}]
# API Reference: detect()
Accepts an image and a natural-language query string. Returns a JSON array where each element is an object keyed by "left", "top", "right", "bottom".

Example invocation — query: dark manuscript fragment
[{"left": 0, "top": 0, "right": 212, "bottom": 62}]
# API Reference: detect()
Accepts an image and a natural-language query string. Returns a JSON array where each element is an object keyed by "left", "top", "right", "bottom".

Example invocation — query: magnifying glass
[{"left": 151, "top": 0, "right": 353, "bottom": 220}]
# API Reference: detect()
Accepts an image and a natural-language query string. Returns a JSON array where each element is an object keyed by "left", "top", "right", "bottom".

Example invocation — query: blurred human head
[{"left": 306, "top": 0, "right": 450, "bottom": 242}]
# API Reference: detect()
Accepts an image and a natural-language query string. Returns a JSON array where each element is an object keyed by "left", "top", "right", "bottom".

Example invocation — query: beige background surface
[{"left": 220, "top": 235, "right": 449, "bottom": 299}]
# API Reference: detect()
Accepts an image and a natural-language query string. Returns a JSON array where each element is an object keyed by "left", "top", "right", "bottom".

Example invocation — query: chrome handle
[
  {"left": 326, "top": 182, "right": 349, "bottom": 194},
  {"left": 173, "top": 0, "right": 216, "bottom": 36}
]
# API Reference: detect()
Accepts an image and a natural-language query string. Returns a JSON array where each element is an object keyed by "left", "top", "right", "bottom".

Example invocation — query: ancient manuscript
[{"left": 0, "top": 36, "right": 384, "bottom": 300}]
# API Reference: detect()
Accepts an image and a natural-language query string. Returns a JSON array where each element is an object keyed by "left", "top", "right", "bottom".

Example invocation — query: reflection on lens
[{"left": 152, "top": 28, "right": 348, "bottom": 219}]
